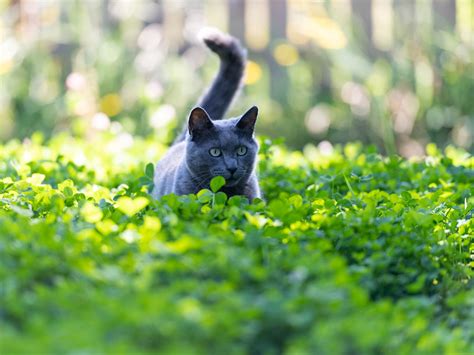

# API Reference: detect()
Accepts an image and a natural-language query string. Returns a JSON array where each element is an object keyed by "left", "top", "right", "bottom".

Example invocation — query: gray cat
[{"left": 152, "top": 30, "right": 261, "bottom": 200}]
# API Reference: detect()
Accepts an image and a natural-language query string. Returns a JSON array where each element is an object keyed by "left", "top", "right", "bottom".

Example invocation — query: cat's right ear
[
  {"left": 188, "top": 107, "right": 214, "bottom": 138},
  {"left": 236, "top": 106, "right": 258, "bottom": 133}
]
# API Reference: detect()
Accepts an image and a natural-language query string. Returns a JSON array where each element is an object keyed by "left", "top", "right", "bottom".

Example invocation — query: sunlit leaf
[
  {"left": 210, "top": 176, "right": 226, "bottom": 193},
  {"left": 116, "top": 196, "right": 149, "bottom": 217}
]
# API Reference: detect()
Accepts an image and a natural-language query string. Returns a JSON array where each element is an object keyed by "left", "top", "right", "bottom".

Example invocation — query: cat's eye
[
  {"left": 209, "top": 148, "right": 222, "bottom": 157},
  {"left": 236, "top": 146, "right": 247, "bottom": 156}
]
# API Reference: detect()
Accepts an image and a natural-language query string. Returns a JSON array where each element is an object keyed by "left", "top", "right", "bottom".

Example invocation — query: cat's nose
[{"left": 227, "top": 167, "right": 237, "bottom": 176}]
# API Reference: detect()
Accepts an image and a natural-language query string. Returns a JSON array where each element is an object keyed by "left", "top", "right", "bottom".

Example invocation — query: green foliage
[
  {"left": 0, "top": 134, "right": 473, "bottom": 354},
  {"left": 210, "top": 176, "right": 226, "bottom": 193}
]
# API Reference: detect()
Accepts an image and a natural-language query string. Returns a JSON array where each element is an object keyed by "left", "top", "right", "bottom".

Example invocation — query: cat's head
[{"left": 185, "top": 106, "right": 259, "bottom": 187}]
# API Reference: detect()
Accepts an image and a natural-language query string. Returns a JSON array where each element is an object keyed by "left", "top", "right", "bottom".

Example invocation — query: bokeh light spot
[
  {"left": 150, "top": 105, "right": 176, "bottom": 129},
  {"left": 0, "top": 59, "right": 13, "bottom": 75},
  {"left": 245, "top": 60, "right": 262, "bottom": 85},
  {"left": 305, "top": 105, "right": 331, "bottom": 135},
  {"left": 341, "top": 82, "right": 371, "bottom": 117},
  {"left": 100, "top": 94, "right": 123, "bottom": 117},
  {"left": 91, "top": 113, "right": 111, "bottom": 131},
  {"left": 318, "top": 140, "right": 334, "bottom": 156},
  {"left": 66, "top": 72, "right": 87, "bottom": 91},
  {"left": 274, "top": 43, "right": 299, "bottom": 66}
]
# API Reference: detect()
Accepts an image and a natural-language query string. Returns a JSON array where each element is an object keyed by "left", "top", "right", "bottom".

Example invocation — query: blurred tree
[{"left": 0, "top": 0, "right": 471, "bottom": 154}]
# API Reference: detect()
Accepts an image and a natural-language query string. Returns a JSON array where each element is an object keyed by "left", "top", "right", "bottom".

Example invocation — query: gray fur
[{"left": 152, "top": 106, "right": 261, "bottom": 200}]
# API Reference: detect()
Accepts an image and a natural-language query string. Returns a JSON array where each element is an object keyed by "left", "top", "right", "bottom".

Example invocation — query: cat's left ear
[
  {"left": 236, "top": 106, "right": 258, "bottom": 133},
  {"left": 188, "top": 107, "right": 214, "bottom": 138}
]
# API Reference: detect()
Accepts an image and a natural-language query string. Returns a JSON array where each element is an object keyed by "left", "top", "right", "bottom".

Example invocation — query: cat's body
[{"left": 152, "top": 29, "right": 261, "bottom": 200}]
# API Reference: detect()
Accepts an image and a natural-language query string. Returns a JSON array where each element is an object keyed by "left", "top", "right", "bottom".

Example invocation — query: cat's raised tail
[{"left": 174, "top": 28, "right": 247, "bottom": 143}]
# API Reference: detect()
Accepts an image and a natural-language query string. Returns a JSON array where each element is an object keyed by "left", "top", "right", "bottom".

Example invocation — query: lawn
[{"left": 1, "top": 132, "right": 473, "bottom": 353}]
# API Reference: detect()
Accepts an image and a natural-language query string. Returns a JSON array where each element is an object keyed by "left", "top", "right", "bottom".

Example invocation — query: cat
[{"left": 152, "top": 29, "right": 261, "bottom": 201}]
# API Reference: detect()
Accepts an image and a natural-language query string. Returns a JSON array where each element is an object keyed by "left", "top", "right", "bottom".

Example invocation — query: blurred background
[{"left": 0, "top": 0, "right": 472, "bottom": 156}]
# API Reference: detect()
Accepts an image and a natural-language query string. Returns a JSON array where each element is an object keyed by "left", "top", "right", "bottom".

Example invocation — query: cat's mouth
[
  {"left": 211, "top": 173, "right": 241, "bottom": 187},
  {"left": 225, "top": 176, "right": 240, "bottom": 186},
  {"left": 209, "top": 170, "right": 244, "bottom": 187}
]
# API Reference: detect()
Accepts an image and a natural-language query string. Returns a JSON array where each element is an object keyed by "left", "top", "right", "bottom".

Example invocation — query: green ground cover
[{"left": 0, "top": 133, "right": 473, "bottom": 354}]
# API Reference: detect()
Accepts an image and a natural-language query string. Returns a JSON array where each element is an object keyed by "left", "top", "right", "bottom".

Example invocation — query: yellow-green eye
[
  {"left": 209, "top": 148, "right": 222, "bottom": 157},
  {"left": 236, "top": 146, "right": 247, "bottom": 156}
]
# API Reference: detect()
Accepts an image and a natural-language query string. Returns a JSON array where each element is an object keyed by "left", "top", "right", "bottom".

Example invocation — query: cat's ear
[
  {"left": 236, "top": 106, "right": 258, "bottom": 133},
  {"left": 188, "top": 107, "right": 214, "bottom": 137}
]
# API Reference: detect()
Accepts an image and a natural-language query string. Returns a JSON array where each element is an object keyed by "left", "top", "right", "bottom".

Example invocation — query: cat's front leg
[{"left": 244, "top": 173, "right": 261, "bottom": 201}]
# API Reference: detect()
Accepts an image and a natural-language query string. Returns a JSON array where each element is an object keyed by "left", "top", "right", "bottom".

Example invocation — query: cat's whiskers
[{"left": 190, "top": 171, "right": 213, "bottom": 191}]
